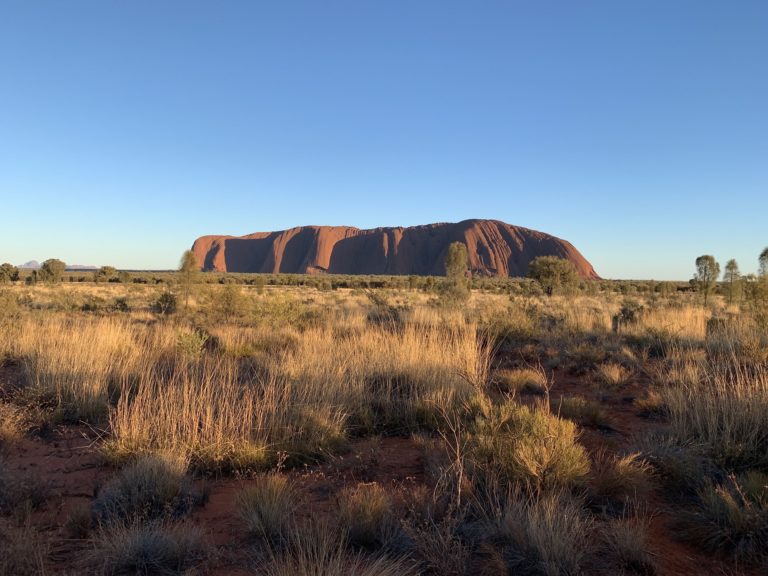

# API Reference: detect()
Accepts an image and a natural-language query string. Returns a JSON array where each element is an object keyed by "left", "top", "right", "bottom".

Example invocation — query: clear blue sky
[{"left": 1, "top": 1, "right": 766, "bottom": 279}]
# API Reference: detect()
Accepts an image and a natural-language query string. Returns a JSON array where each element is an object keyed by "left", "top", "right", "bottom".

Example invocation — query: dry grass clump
[
  {"left": 595, "top": 361, "right": 632, "bottom": 388},
  {"left": 281, "top": 320, "right": 488, "bottom": 433},
  {"left": 92, "top": 455, "right": 198, "bottom": 527},
  {"left": 91, "top": 522, "right": 207, "bottom": 575},
  {"left": 633, "top": 389, "right": 664, "bottom": 417},
  {"left": 661, "top": 362, "right": 768, "bottom": 470},
  {"left": 0, "top": 458, "right": 48, "bottom": 515},
  {"left": 473, "top": 402, "right": 590, "bottom": 491},
  {"left": 9, "top": 316, "right": 143, "bottom": 423},
  {"left": 499, "top": 492, "right": 591, "bottom": 576},
  {"left": 677, "top": 473, "right": 768, "bottom": 566},
  {"left": 600, "top": 516, "right": 657, "bottom": 575},
  {"left": 589, "top": 452, "right": 654, "bottom": 516},
  {"left": 0, "top": 518, "right": 48, "bottom": 576},
  {"left": 651, "top": 349, "right": 705, "bottom": 387},
  {"left": 483, "top": 305, "right": 538, "bottom": 346},
  {"left": 628, "top": 306, "right": 710, "bottom": 342},
  {"left": 236, "top": 474, "right": 297, "bottom": 544},
  {"left": 492, "top": 367, "right": 547, "bottom": 396},
  {"left": 0, "top": 403, "right": 24, "bottom": 448},
  {"left": 105, "top": 357, "right": 343, "bottom": 471},
  {"left": 106, "top": 312, "right": 487, "bottom": 469},
  {"left": 260, "top": 520, "right": 419, "bottom": 576},
  {"left": 566, "top": 342, "right": 606, "bottom": 374},
  {"left": 640, "top": 437, "right": 714, "bottom": 497},
  {"left": 557, "top": 396, "right": 610, "bottom": 429},
  {"left": 337, "top": 483, "right": 400, "bottom": 550},
  {"left": 403, "top": 509, "right": 472, "bottom": 576}
]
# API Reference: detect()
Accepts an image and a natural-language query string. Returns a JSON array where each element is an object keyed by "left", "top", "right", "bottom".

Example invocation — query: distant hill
[
  {"left": 66, "top": 265, "right": 97, "bottom": 271},
  {"left": 192, "top": 219, "right": 599, "bottom": 278},
  {"left": 18, "top": 260, "right": 41, "bottom": 269},
  {"left": 17, "top": 261, "right": 96, "bottom": 271}
]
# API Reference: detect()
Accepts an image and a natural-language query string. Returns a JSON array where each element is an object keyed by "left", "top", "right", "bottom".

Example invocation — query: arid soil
[{"left": 1, "top": 361, "right": 751, "bottom": 575}]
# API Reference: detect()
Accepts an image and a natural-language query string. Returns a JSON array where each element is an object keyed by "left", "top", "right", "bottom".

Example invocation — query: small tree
[
  {"left": 0, "top": 263, "right": 19, "bottom": 284},
  {"left": 723, "top": 259, "right": 741, "bottom": 305},
  {"left": 760, "top": 247, "right": 768, "bottom": 278},
  {"left": 528, "top": 256, "right": 578, "bottom": 296},
  {"left": 694, "top": 255, "right": 720, "bottom": 305},
  {"left": 179, "top": 250, "right": 199, "bottom": 310},
  {"left": 38, "top": 259, "right": 66, "bottom": 283},
  {"left": 152, "top": 291, "right": 177, "bottom": 315},
  {"left": 95, "top": 266, "right": 118, "bottom": 283},
  {"left": 756, "top": 248, "right": 768, "bottom": 325},
  {"left": 217, "top": 284, "right": 247, "bottom": 322},
  {"left": 253, "top": 275, "right": 266, "bottom": 295},
  {"left": 441, "top": 242, "right": 470, "bottom": 303}
]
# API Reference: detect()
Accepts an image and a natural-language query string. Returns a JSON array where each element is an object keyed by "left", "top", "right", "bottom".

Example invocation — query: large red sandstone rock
[{"left": 192, "top": 219, "right": 599, "bottom": 278}]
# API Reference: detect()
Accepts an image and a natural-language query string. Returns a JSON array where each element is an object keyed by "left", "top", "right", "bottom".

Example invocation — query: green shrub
[
  {"left": 152, "top": 291, "right": 177, "bottom": 315},
  {"left": 175, "top": 330, "right": 208, "bottom": 358},
  {"left": 472, "top": 402, "right": 590, "bottom": 491},
  {"left": 38, "top": 259, "right": 66, "bottom": 283}
]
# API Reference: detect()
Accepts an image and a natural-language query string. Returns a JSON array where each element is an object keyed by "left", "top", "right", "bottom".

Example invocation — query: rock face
[{"left": 192, "top": 219, "right": 599, "bottom": 278}]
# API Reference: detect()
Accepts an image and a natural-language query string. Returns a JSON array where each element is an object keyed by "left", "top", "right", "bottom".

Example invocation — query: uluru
[{"left": 192, "top": 220, "right": 599, "bottom": 279}]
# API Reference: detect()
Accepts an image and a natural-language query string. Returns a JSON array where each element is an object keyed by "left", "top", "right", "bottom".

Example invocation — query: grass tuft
[
  {"left": 492, "top": 367, "right": 548, "bottom": 396},
  {"left": 337, "top": 482, "right": 400, "bottom": 550},
  {"left": 236, "top": 474, "right": 297, "bottom": 544},
  {"left": 91, "top": 522, "right": 207, "bottom": 575},
  {"left": 92, "top": 455, "right": 197, "bottom": 527},
  {"left": 260, "top": 519, "right": 418, "bottom": 576}
]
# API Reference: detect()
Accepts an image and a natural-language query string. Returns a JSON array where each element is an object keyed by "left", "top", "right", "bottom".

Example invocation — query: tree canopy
[
  {"left": 694, "top": 255, "right": 720, "bottom": 305},
  {"left": 527, "top": 256, "right": 578, "bottom": 296},
  {"left": 0, "top": 263, "right": 19, "bottom": 283},
  {"left": 179, "top": 250, "right": 200, "bottom": 309},
  {"left": 38, "top": 259, "right": 66, "bottom": 283},
  {"left": 441, "top": 242, "right": 470, "bottom": 303}
]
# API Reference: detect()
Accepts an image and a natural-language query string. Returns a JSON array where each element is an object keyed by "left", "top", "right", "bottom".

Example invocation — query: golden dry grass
[{"left": 2, "top": 280, "right": 768, "bottom": 571}]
